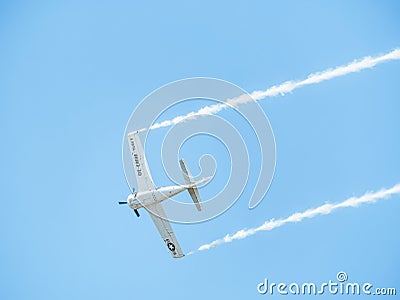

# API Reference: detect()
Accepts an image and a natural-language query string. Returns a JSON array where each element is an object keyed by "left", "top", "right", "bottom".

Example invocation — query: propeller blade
[
  {"left": 118, "top": 201, "right": 128, "bottom": 205},
  {"left": 134, "top": 209, "right": 140, "bottom": 217}
]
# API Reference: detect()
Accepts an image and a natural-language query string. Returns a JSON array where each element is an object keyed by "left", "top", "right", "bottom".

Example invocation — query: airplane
[{"left": 119, "top": 130, "right": 209, "bottom": 258}]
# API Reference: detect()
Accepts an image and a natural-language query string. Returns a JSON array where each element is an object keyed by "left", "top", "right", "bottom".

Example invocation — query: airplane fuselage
[{"left": 127, "top": 185, "right": 188, "bottom": 211}]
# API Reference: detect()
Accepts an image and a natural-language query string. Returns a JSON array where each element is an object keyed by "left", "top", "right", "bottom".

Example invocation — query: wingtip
[{"left": 127, "top": 128, "right": 147, "bottom": 136}]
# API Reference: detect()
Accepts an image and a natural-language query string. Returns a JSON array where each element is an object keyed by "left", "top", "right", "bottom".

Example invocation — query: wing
[
  {"left": 146, "top": 203, "right": 185, "bottom": 258},
  {"left": 127, "top": 131, "right": 155, "bottom": 191}
]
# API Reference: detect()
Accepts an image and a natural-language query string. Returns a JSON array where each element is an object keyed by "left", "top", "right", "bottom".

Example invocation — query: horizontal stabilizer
[{"left": 179, "top": 159, "right": 203, "bottom": 211}]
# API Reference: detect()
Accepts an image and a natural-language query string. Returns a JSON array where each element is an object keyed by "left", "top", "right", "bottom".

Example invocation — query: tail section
[{"left": 179, "top": 159, "right": 203, "bottom": 211}]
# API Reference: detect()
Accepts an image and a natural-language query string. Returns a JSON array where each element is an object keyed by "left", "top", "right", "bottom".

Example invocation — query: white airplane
[{"left": 119, "top": 130, "right": 209, "bottom": 258}]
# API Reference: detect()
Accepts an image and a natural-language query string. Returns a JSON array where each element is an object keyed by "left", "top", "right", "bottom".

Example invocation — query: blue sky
[{"left": 1, "top": 1, "right": 399, "bottom": 299}]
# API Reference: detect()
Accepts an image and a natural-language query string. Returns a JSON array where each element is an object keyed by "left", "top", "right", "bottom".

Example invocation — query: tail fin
[{"left": 179, "top": 159, "right": 203, "bottom": 211}]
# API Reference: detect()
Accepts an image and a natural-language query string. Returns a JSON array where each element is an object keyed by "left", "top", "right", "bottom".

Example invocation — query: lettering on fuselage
[
  {"left": 133, "top": 153, "right": 143, "bottom": 176},
  {"left": 129, "top": 138, "right": 142, "bottom": 177}
]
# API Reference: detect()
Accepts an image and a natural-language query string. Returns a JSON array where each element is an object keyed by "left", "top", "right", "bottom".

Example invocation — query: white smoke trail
[
  {"left": 150, "top": 48, "right": 400, "bottom": 130},
  {"left": 186, "top": 183, "right": 400, "bottom": 255}
]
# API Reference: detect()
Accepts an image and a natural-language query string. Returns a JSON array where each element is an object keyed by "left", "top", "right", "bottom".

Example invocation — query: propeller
[
  {"left": 118, "top": 187, "right": 140, "bottom": 217},
  {"left": 118, "top": 187, "right": 135, "bottom": 205}
]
